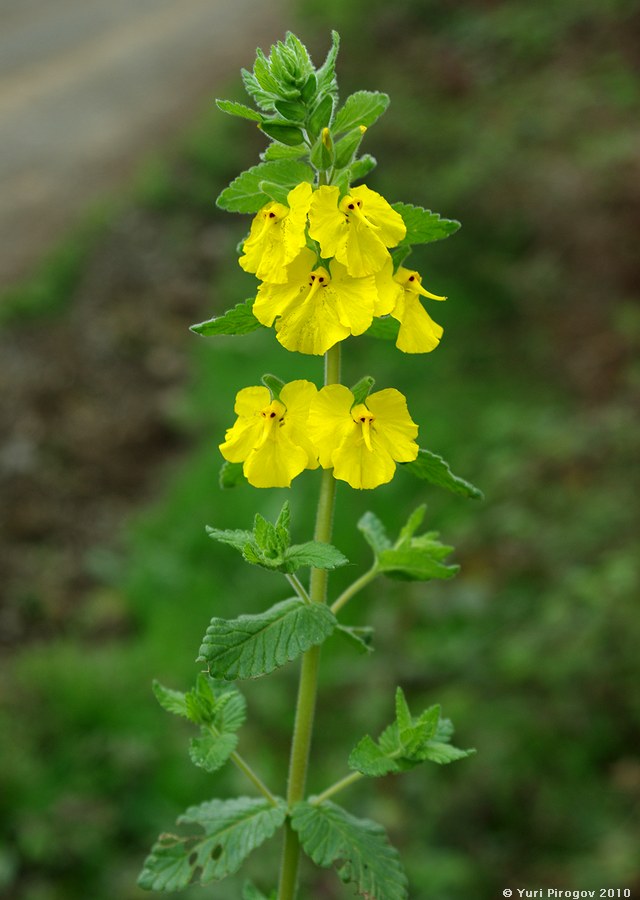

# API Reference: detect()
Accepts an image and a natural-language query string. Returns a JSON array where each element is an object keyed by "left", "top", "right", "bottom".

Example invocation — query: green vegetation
[{"left": 1, "top": 2, "right": 639, "bottom": 898}]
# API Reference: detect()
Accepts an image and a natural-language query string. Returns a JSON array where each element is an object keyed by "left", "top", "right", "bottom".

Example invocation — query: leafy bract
[
  {"left": 198, "top": 598, "right": 337, "bottom": 680},
  {"left": 207, "top": 501, "right": 349, "bottom": 575},
  {"left": 215, "top": 99, "right": 262, "bottom": 122},
  {"left": 153, "top": 675, "right": 247, "bottom": 774},
  {"left": 365, "top": 316, "right": 401, "bottom": 341},
  {"left": 358, "top": 506, "right": 459, "bottom": 582},
  {"left": 190, "top": 299, "right": 262, "bottom": 337},
  {"left": 216, "top": 160, "right": 313, "bottom": 213},
  {"left": 291, "top": 801, "right": 408, "bottom": 900},
  {"left": 219, "top": 461, "right": 247, "bottom": 489},
  {"left": 392, "top": 202, "right": 461, "bottom": 246},
  {"left": 336, "top": 624, "right": 375, "bottom": 655},
  {"left": 402, "top": 449, "right": 483, "bottom": 499},
  {"left": 349, "top": 687, "right": 475, "bottom": 778},
  {"left": 138, "top": 797, "right": 286, "bottom": 891},
  {"left": 333, "top": 90, "right": 390, "bottom": 134}
]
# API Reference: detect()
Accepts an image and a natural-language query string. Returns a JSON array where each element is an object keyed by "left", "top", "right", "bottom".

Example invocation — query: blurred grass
[{"left": 2, "top": 2, "right": 640, "bottom": 898}]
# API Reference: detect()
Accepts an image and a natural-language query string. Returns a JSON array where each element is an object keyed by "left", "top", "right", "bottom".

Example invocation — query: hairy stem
[
  {"left": 330, "top": 564, "right": 379, "bottom": 616},
  {"left": 286, "top": 572, "right": 311, "bottom": 605},
  {"left": 311, "top": 771, "right": 364, "bottom": 806},
  {"left": 277, "top": 343, "right": 341, "bottom": 900}
]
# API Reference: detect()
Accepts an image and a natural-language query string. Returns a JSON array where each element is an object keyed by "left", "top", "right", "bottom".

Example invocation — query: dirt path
[{"left": 0, "top": 0, "right": 287, "bottom": 288}]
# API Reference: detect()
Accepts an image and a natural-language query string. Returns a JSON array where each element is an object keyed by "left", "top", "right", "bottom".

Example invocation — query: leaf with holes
[
  {"left": 291, "top": 801, "right": 408, "bottom": 900},
  {"left": 138, "top": 797, "right": 286, "bottom": 891},
  {"left": 198, "top": 598, "right": 337, "bottom": 680}
]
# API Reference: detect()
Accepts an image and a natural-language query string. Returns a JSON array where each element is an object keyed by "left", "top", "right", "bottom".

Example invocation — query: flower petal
[
  {"left": 366, "top": 389, "right": 419, "bottom": 462},
  {"left": 234, "top": 386, "right": 270, "bottom": 417},
  {"left": 332, "top": 431, "right": 396, "bottom": 490},
  {"left": 280, "top": 380, "right": 319, "bottom": 469},
  {"left": 350, "top": 185, "right": 406, "bottom": 246},
  {"left": 243, "top": 430, "right": 308, "bottom": 488},
  {"left": 308, "top": 384, "right": 355, "bottom": 468},
  {"left": 307, "top": 185, "right": 348, "bottom": 259},
  {"left": 327, "top": 260, "right": 377, "bottom": 335},
  {"left": 392, "top": 292, "right": 443, "bottom": 353}
]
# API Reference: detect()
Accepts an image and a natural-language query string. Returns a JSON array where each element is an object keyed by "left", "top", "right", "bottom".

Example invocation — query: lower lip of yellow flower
[{"left": 351, "top": 403, "right": 375, "bottom": 451}]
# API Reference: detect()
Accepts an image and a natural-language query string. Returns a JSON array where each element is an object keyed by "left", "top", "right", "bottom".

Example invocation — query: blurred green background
[{"left": 1, "top": 1, "right": 639, "bottom": 898}]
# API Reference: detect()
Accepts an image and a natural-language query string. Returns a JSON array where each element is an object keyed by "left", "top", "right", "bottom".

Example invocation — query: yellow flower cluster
[
  {"left": 243, "top": 182, "right": 446, "bottom": 356},
  {"left": 220, "top": 380, "right": 418, "bottom": 490}
]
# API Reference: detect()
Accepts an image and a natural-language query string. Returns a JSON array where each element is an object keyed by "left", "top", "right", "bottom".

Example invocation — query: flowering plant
[{"left": 139, "top": 32, "right": 481, "bottom": 900}]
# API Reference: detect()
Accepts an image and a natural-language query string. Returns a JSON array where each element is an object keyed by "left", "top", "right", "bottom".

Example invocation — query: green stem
[
  {"left": 206, "top": 725, "right": 278, "bottom": 807},
  {"left": 311, "top": 771, "right": 364, "bottom": 806},
  {"left": 286, "top": 573, "right": 311, "bottom": 605},
  {"left": 229, "top": 749, "right": 279, "bottom": 807},
  {"left": 330, "top": 564, "right": 379, "bottom": 616},
  {"left": 277, "top": 344, "right": 341, "bottom": 900}
]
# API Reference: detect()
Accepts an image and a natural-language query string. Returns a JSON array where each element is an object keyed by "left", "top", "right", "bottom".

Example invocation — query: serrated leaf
[
  {"left": 315, "top": 31, "right": 340, "bottom": 96},
  {"left": 349, "top": 691, "right": 473, "bottom": 779},
  {"left": 392, "top": 202, "right": 461, "bottom": 247},
  {"left": 417, "top": 742, "right": 475, "bottom": 765},
  {"left": 219, "top": 461, "right": 247, "bottom": 489},
  {"left": 216, "top": 161, "right": 313, "bottom": 214},
  {"left": 262, "top": 142, "right": 307, "bottom": 161},
  {"left": 260, "top": 122, "right": 306, "bottom": 146},
  {"left": 365, "top": 316, "right": 400, "bottom": 341},
  {"left": 292, "top": 801, "right": 408, "bottom": 900},
  {"left": 357, "top": 511, "right": 392, "bottom": 554},
  {"left": 378, "top": 546, "right": 459, "bottom": 582},
  {"left": 198, "top": 598, "right": 337, "bottom": 680},
  {"left": 138, "top": 797, "right": 286, "bottom": 891},
  {"left": 397, "top": 505, "right": 426, "bottom": 543},
  {"left": 333, "top": 91, "right": 390, "bottom": 134},
  {"left": 206, "top": 526, "right": 255, "bottom": 553},
  {"left": 242, "top": 882, "right": 276, "bottom": 900},
  {"left": 335, "top": 624, "right": 374, "bottom": 655},
  {"left": 402, "top": 449, "right": 483, "bottom": 499},
  {"left": 216, "top": 99, "right": 262, "bottom": 122},
  {"left": 153, "top": 681, "right": 190, "bottom": 718},
  {"left": 190, "top": 299, "right": 263, "bottom": 337},
  {"left": 189, "top": 731, "right": 238, "bottom": 773},
  {"left": 282, "top": 542, "right": 348, "bottom": 573},
  {"left": 348, "top": 735, "right": 399, "bottom": 776},
  {"left": 307, "top": 93, "right": 334, "bottom": 138},
  {"left": 349, "top": 154, "right": 377, "bottom": 183}
]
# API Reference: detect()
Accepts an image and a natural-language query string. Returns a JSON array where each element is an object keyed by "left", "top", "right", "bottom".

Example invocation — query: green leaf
[
  {"left": 216, "top": 161, "right": 313, "bottom": 214},
  {"left": 261, "top": 142, "right": 307, "bottom": 161},
  {"left": 207, "top": 527, "right": 254, "bottom": 554},
  {"left": 377, "top": 546, "right": 459, "bottom": 582},
  {"left": 274, "top": 99, "right": 306, "bottom": 122},
  {"left": 333, "top": 91, "right": 390, "bottom": 134},
  {"left": 348, "top": 688, "right": 474, "bottom": 779},
  {"left": 365, "top": 316, "right": 400, "bottom": 341},
  {"left": 242, "top": 882, "right": 276, "bottom": 900},
  {"left": 190, "top": 299, "right": 263, "bottom": 337},
  {"left": 291, "top": 801, "right": 408, "bottom": 900},
  {"left": 357, "top": 511, "right": 392, "bottom": 555},
  {"left": 138, "top": 797, "right": 286, "bottom": 891},
  {"left": 219, "top": 461, "right": 247, "bottom": 489},
  {"left": 216, "top": 99, "right": 262, "bottom": 122},
  {"left": 392, "top": 202, "right": 461, "bottom": 247},
  {"left": 402, "top": 449, "right": 483, "bottom": 499},
  {"left": 189, "top": 731, "right": 238, "bottom": 773},
  {"left": 259, "top": 122, "right": 306, "bottom": 146},
  {"left": 261, "top": 373, "right": 285, "bottom": 398},
  {"left": 152, "top": 681, "right": 190, "bottom": 719},
  {"left": 349, "top": 153, "right": 377, "bottom": 182},
  {"left": 198, "top": 598, "right": 337, "bottom": 680},
  {"left": 335, "top": 624, "right": 374, "bottom": 655},
  {"left": 307, "top": 93, "right": 334, "bottom": 138},
  {"left": 315, "top": 31, "right": 340, "bottom": 96},
  {"left": 283, "top": 542, "right": 348, "bottom": 572}
]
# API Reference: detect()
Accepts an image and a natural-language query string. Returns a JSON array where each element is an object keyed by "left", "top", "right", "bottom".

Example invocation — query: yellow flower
[
  {"left": 219, "top": 381, "right": 318, "bottom": 488},
  {"left": 390, "top": 266, "right": 447, "bottom": 353},
  {"left": 308, "top": 385, "right": 419, "bottom": 490},
  {"left": 253, "top": 247, "right": 379, "bottom": 356},
  {"left": 307, "top": 184, "right": 406, "bottom": 277},
  {"left": 239, "top": 182, "right": 313, "bottom": 284}
]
